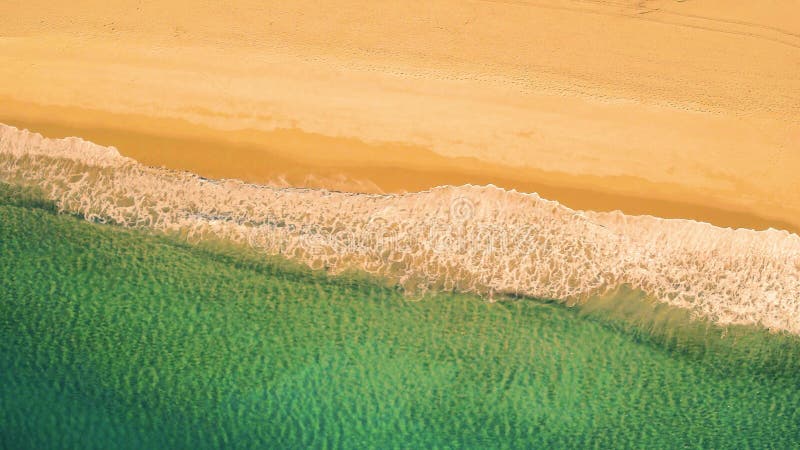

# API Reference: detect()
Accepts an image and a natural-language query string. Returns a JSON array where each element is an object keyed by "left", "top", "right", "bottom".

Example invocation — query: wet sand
[
  {"left": 4, "top": 99, "right": 796, "bottom": 234},
  {"left": 1, "top": 0, "right": 798, "bottom": 231}
]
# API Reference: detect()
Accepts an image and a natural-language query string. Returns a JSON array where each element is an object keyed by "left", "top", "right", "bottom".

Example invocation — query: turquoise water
[{"left": 1, "top": 185, "right": 799, "bottom": 448}]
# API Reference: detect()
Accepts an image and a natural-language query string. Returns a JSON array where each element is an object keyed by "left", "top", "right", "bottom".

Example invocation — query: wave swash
[{"left": 2, "top": 124, "right": 799, "bottom": 333}]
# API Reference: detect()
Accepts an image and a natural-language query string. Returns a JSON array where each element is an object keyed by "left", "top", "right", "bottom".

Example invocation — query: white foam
[{"left": 2, "top": 123, "right": 799, "bottom": 333}]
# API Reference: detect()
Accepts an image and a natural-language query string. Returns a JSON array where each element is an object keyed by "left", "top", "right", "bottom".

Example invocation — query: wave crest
[{"left": 2, "top": 123, "right": 799, "bottom": 333}]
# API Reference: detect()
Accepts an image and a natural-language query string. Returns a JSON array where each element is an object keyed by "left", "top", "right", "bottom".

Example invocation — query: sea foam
[{"left": 2, "top": 123, "right": 799, "bottom": 333}]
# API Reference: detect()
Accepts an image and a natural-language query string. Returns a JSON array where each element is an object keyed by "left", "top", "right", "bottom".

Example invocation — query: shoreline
[
  {"left": 3, "top": 121, "right": 800, "bottom": 333},
  {"left": 0, "top": 101, "right": 797, "bottom": 235}
]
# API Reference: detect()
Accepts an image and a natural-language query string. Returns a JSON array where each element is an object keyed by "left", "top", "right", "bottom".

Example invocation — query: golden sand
[{"left": 1, "top": 0, "right": 798, "bottom": 231}]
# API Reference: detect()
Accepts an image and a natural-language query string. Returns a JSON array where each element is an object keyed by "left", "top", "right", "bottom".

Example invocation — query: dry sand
[{"left": 1, "top": 0, "right": 798, "bottom": 231}]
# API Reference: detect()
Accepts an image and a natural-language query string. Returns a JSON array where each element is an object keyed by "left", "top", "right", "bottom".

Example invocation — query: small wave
[{"left": 2, "top": 123, "right": 799, "bottom": 333}]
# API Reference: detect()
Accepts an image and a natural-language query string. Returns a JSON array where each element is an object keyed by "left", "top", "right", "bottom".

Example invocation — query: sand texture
[{"left": 1, "top": 0, "right": 798, "bottom": 230}]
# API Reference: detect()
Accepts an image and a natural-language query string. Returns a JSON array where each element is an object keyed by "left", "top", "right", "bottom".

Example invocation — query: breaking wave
[{"left": 2, "top": 123, "right": 799, "bottom": 333}]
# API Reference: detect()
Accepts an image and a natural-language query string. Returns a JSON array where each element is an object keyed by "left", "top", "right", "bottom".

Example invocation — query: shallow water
[
  {"left": 2, "top": 125, "right": 800, "bottom": 334},
  {"left": 1, "top": 190, "right": 799, "bottom": 448}
]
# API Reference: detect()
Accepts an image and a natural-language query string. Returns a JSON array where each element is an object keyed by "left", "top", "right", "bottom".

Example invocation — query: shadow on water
[{"left": 574, "top": 286, "right": 800, "bottom": 382}]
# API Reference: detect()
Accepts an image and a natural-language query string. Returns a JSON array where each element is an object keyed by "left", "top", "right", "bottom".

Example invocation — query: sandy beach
[
  {"left": 3, "top": 2, "right": 800, "bottom": 447},
  {"left": 2, "top": 0, "right": 798, "bottom": 231}
]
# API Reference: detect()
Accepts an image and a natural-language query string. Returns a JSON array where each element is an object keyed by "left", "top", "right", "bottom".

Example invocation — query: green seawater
[{"left": 1, "top": 184, "right": 799, "bottom": 449}]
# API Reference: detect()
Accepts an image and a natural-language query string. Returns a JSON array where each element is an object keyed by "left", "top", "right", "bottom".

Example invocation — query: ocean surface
[
  {"left": 1, "top": 184, "right": 800, "bottom": 448},
  {"left": 1, "top": 125, "right": 800, "bottom": 447}
]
